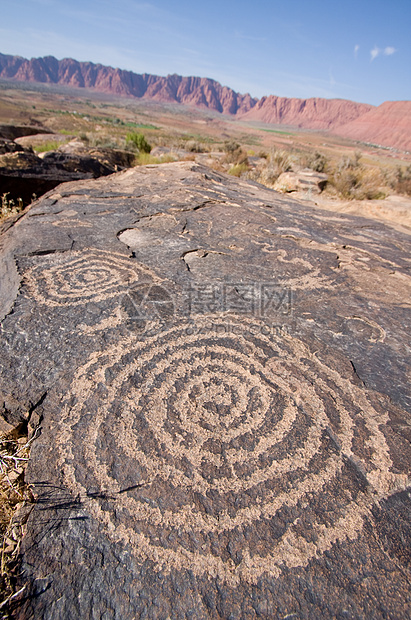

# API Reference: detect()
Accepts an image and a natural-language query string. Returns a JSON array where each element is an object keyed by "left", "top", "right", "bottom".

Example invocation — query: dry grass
[
  {"left": 0, "top": 426, "right": 37, "bottom": 618},
  {"left": 226, "top": 147, "right": 392, "bottom": 202},
  {"left": 135, "top": 152, "right": 177, "bottom": 165},
  {"left": 389, "top": 164, "right": 411, "bottom": 197},
  {"left": 1, "top": 194, "right": 25, "bottom": 222},
  {"left": 328, "top": 153, "right": 386, "bottom": 200},
  {"left": 257, "top": 148, "right": 293, "bottom": 186}
]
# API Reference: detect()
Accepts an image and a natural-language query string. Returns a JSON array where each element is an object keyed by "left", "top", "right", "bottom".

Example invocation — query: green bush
[{"left": 126, "top": 132, "right": 152, "bottom": 153}]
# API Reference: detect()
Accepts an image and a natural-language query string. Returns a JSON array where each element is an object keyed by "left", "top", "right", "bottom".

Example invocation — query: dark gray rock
[
  {"left": 0, "top": 124, "right": 51, "bottom": 141},
  {"left": 0, "top": 162, "right": 410, "bottom": 618},
  {"left": 0, "top": 138, "right": 25, "bottom": 155},
  {"left": 55, "top": 141, "right": 136, "bottom": 169},
  {"left": 0, "top": 149, "right": 116, "bottom": 206}
]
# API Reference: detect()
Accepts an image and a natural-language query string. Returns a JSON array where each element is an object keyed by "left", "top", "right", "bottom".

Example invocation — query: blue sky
[{"left": 1, "top": 0, "right": 410, "bottom": 105}]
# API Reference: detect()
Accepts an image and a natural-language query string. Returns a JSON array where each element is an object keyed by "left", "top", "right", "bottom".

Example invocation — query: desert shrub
[
  {"left": 256, "top": 148, "right": 292, "bottom": 186},
  {"left": 270, "top": 148, "right": 293, "bottom": 172},
  {"left": 354, "top": 168, "right": 385, "bottom": 200},
  {"left": 87, "top": 133, "right": 121, "bottom": 149},
  {"left": 394, "top": 165, "right": 411, "bottom": 196},
  {"left": 329, "top": 153, "right": 384, "bottom": 200},
  {"left": 185, "top": 140, "right": 206, "bottom": 153},
  {"left": 304, "top": 150, "right": 328, "bottom": 172},
  {"left": 223, "top": 140, "right": 240, "bottom": 155},
  {"left": 125, "top": 132, "right": 152, "bottom": 153},
  {"left": 222, "top": 141, "right": 248, "bottom": 166}
]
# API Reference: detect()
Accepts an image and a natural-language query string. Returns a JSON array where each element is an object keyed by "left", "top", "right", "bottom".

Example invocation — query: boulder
[
  {"left": 0, "top": 162, "right": 410, "bottom": 618},
  {"left": 274, "top": 170, "right": 328, "bottom": 194}
]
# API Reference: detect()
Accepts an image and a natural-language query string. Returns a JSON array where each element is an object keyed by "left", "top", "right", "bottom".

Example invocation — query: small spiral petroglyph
[
  {"left": 57, "top": 316, "right": 408, "bottom": 585},
  {"left": 24, "top": 248, "right": 154, "bottom": 306}
]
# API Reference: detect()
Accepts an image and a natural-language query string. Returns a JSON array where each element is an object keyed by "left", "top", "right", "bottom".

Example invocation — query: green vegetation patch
[
  {"left": 261, "top": 128, "right": 294, "bottom": 136},
  {"left": 33, "top": 140, "right": 68, "bottom": 153}
]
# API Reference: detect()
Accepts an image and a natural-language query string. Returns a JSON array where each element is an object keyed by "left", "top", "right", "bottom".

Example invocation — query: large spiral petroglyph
[
  {"left": 56, "top": 315, "right": 408, "bottom": 585},
  {"left": 23, "top": 249, "right": 154, "bottom": 306}
]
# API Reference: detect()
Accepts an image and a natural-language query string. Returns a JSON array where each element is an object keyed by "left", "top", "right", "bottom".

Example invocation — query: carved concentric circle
[
  {"left": 24, "top": 249, "right": 152, "bottom": 306},
  {"left": 58, "top": 316, "right": 408, "bottom": 585}
]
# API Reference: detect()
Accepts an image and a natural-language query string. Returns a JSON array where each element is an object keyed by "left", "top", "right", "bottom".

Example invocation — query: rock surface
[{"left": 0, "top": 162, "right": 410, "bottom": 618}]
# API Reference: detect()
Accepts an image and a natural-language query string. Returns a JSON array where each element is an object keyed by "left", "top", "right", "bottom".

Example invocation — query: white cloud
[
  {"left": 354, "top": 44, "right": 360, "bottom": 58},
  {"left": 370, "top": 46, "right": 380, "bottom": 61},
  {"left": 384, "top": 46, "right": 397, "bottom": 56},
  {"left": 370, "top": 45, "right": 397, "bottom": 61}
]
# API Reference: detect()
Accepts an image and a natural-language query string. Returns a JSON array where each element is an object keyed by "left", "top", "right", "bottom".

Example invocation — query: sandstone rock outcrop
[
  {"left": 0, "top": 162, "right": 410, "bottom": 618},
  {"left": 273, "top": 170, "right": 328, "bottom": 194}
]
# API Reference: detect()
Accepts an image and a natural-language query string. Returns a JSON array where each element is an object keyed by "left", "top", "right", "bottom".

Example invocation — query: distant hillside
[
  {"left": 237, "top": 96, "right": 373, "bottom": 131},
  {"left": 332, "top": 101, "right": 411, "bottom": 152},
  {"left": 0, "top": 53, "right": 257, "bottom": 115},
  {"left": 0, "top": 53, "right": 410, "bottom": 150}
]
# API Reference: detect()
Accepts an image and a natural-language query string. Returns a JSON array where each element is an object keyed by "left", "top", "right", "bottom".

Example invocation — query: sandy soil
[{"left": 293, "top": 192, "right": 411, "bottom": 235}]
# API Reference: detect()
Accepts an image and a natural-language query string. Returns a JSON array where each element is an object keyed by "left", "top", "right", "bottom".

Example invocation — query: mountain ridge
[{"left": 0, "top": 53, "right": 410, "bottom": 150}]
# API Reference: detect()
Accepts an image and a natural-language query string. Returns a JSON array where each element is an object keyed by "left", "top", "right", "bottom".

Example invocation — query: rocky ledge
[
  {"left": 0, "top": 129, "right": 136, "bottom": 206},
  {"left": 0, "top": 162, "right": 410, "bottom": 618}
]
